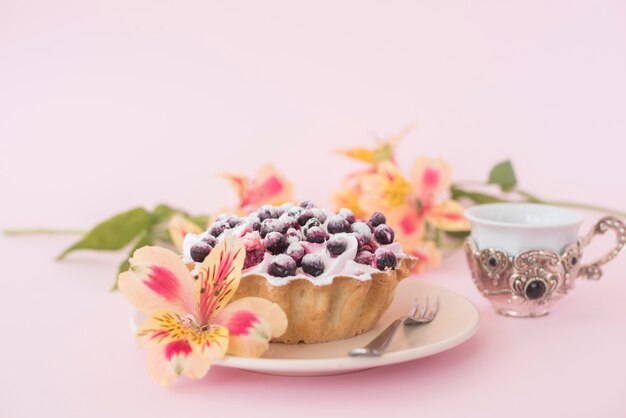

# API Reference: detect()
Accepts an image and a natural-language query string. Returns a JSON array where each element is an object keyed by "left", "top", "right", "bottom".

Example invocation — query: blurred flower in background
[{"left": 333, "top": 132, "right": 469, "bottom": 273}]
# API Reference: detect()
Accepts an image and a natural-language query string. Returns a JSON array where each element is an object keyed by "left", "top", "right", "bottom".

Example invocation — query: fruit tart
[{"left": 181, "top": 201, "right": 417, "bottom": 344}]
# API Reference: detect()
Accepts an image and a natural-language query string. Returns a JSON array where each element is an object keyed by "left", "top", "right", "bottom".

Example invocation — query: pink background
[{"left": 2, "top": 1, "right": 626, "bottom": 417}]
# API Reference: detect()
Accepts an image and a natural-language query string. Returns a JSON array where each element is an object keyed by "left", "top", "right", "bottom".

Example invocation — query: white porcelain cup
[{"left": 464, "top": 203, "right": 626, "bottom": 317}]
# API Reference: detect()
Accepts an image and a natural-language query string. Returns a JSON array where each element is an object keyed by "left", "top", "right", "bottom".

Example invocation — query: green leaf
[
  {"left": 57, "top": 207, "right": 152, "bottom": 260},
  {"left": 445, "top": 230, "right": 471, "bottom": 239},
  {"left": 152, "top": 204, "right": 176, "bottom": 223},
  {"left": 488, "top": 160, "right": 517, "bottom": 191},
  {"left": 111, "top": 230, "right": 154, "bottom": 291},
  {"left": 450, "top": 185, "right": 508, "bottom": 204}
]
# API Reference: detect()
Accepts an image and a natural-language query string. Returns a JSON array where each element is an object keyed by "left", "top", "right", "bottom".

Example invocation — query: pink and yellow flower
[
  {"left": 118, "top": 235, "right": 287, "bottom": 386},
  {"left": 222, "top": 164, "right": 292, "bottom": 215},
  {"left": 349, "top": 156, "right": 469, "bottom": 272},
  {"left": 167, "top": 214, "right": 203, "bottom": 252}
]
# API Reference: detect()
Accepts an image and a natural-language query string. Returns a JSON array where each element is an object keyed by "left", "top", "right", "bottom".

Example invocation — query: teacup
[{"left": 464, "top": 203, "right": 626, "bottom": 317}]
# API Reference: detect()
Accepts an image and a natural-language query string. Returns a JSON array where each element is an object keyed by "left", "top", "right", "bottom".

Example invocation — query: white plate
[{"left": 130, "top": 279, "right": 480, "bottom": 376}]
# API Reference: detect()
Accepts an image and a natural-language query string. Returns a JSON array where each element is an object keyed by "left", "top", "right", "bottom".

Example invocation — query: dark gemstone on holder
[
  {"left": 190, "top": 242, "right": 213, "bottom": 262},
  {"left": 525, "top": 280, "right": 547, "bottom": 300},
  {"left": 488, "top": 257, "right": 498, "bottom": 267},
  {"left": 268, "top": 254, "right": 297, "bottom": 277},
  {"left": 571, "top": 257, "right": 578, "bottom": 265}
]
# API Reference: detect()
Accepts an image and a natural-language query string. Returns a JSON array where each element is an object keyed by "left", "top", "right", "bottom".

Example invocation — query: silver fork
[{"left": 349, "top": 295, "right": 439, "bottom": 357}]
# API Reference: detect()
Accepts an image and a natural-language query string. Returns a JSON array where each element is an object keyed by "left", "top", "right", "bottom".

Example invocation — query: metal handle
[
  {"left": 349, "top": 318, "right": 403, "bottom": 357},
  {"left": 578, "top": 216, "right": 626, "bottom": 280}
]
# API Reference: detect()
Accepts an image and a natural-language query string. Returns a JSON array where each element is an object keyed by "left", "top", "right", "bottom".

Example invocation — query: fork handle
[{"left": 349, "top": 318, "right": 403, "bottom": 357}]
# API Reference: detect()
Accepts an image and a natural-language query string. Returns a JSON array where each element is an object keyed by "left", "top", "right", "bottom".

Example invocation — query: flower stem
[
  {"left": 4, "top": 228, "right": 85, "bottom": 236},
  {"left": 541, "top": 200, "right": 626, "bottom": 219}
]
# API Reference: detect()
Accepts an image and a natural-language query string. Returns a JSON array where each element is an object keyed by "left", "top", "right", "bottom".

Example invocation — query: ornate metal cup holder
[{"left": 465, "top": 216, "right": 626, "bottom": 317}]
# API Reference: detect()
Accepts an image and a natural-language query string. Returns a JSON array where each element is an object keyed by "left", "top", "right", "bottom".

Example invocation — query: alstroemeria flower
[
  {"left": 355, "top": 157, "right": 469, "bottom": 272},
  {"left": 222, "top": 164, "right": 292, "bottom": 215},
  {"left": 118, "top": 235, "right": 287, "bottom": 386},
  {"left": 411, "top": 157, "right": 469, "bottom": 232},
  {"left": 167, "top": 214, "right": 203, "bottom": 252},
  {"left": 358, "top": 161, "right": 425, "bottom": 247},
  {"left": 336, "top": 126, "right": 411, "bottom": 165}
]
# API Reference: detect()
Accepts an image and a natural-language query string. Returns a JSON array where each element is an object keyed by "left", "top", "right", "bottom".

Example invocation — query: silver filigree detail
[{"left": 478, "top": 248, "right": 509, "bottom": 285}]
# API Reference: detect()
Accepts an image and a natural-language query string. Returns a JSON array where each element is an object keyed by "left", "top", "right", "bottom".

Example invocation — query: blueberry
[
  {"left": 355, "top": 250, "right": 374, "bottom": 265},
  {"left": 305, "top": 226, "right": 328, "bottom": 243},
  {"left": 260, "top": 218, "right": 286, "bottom": 238},
  {"left": 225, "top": 215, "right": 241, "bottom": 228},
  {"left": 327, "top": 215, "right": 350, "bottom": 234},
  {"left": 312, "top": 208, "right": 327, "bottom": 224},
  {"left": 287, "top": 206, "right": 303, "bottom": 217},
  {"left": 302, "top": 217, "right": 321, "bottom": 234},
  {"left": 302, "top": 254, "right": 325, "bottom": 277},
  {"left": 327, "top": 236, "right": 348, "bottom": 256},
  {"left": 374, "top": 224, "right": 395, "bottom": 245},
  {"left": 286, "top": 242, "right": 306, "bottom": 265},
  {"left": 257, "top": 205, "right": 277, "bottom": 221},
  {"left": 279, "top": 214, "right": 299, "bottom": 231},
  {"left": 208, "top": 220, "right": 229, "bottom": 237},
  {"left": 373, "top": 248, "right": 397, "bottom": 270},
  {"left": 285, "top": 228, "right": 302, "bottom": 244},
  {"left": 338, "top": 208, "right": 356, "bottom": 224},
  {"left": 297, "top": 209, "right": 316, "bottom": 226},
  {"left": 351, "top": 221, "right": 373, "bottom": 247},
  {"left": 248, "top": 216, "right": 262, "bottom": 232},
  {"left": 263, "top": 231, "right": 287, "bottom": 255},
  {"left": 201, "top": 235, "right": 218, "bottom": 246},
  {"left": 268, "top": 254, "right": 297, "bottom": 277},
  {"left": 299, "top": 200, "right": 316, "bottom": 209},
  {"left": 370, "top": 211, "right": 387, "bottom": 227},
  {"left": 190, "top": 241, "right": 212, "bottom": 262}
]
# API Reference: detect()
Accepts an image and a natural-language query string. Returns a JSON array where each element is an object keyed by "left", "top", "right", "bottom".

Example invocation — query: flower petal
[
  {"left": 249, "top": 164, "right": 293, "bottom": 208},
  {"left": 118, "top": 246, "right": 196, "bottom": 314},
  {"left": 408, "top": 241, "right": 442, "bottom": 273},
  {"left": 411, "top": 157, "right": 452, "bottom": 206},
  {"left": 167, "top": 215, "right": 203, "bottom": 252},
  {"left": 214, "top": 297, "right": 287, "bottom": 357},
  {"left": 358, "top": 161, "right": 412, "bottom": 213},
  {"left": 425, "top": 200, "right": 470, "bottom": 231},
  {"left": 145, "top": 340, "right": 214, "bottom": 386},
  {"left": 196, "top": 234, "right": 246, "bottom": 323}
]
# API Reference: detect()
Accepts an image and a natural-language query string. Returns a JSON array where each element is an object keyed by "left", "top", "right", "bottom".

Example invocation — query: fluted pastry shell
[{"left": 231, "top": 257, "right": 417, "bottom": 344}]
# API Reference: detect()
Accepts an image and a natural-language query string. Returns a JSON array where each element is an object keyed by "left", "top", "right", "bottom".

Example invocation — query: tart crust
[{"left": 231, "top": 257, "right": 417, "bottom": 344}]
